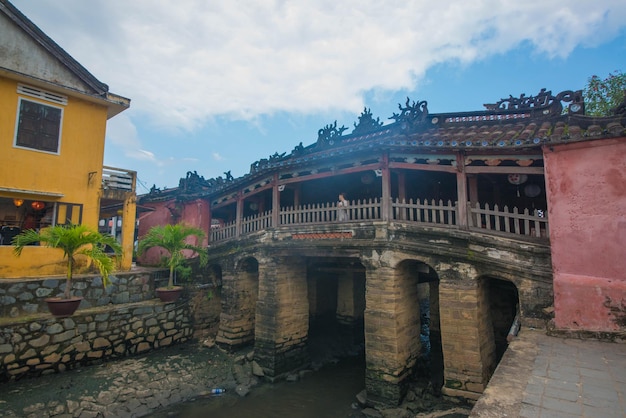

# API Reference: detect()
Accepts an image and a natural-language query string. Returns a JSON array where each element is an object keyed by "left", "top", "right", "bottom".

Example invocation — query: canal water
[{"left": 147, "top": 356, "right": 365, "bottom": 418}]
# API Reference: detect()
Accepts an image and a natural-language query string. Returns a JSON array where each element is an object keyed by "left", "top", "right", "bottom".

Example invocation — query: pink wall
[
  {"left": 136, "top": 199, "right": 210, "bottom": 265},
  {"left": 544, "top": 137, "right": 626, "bottom": 331}
]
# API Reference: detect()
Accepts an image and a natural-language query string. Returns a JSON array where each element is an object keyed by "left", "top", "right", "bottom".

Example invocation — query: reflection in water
[{"left": 148, "top": 357, "right": 364, "bottom": 418}]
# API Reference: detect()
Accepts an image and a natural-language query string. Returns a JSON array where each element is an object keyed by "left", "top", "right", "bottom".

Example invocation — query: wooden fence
[{"left": 210, "top": 198, "right": 548, "bottom": 243}]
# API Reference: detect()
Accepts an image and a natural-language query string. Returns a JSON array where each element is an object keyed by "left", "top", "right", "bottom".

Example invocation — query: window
[
  {"left": 0, "top": 199, "right": 84, "bottom": 245},
  {"left": 15, "top": 98, "right": 63, "bottom": 153},
  {"left": 55, "top": 203, "right": 83, "bottom": 225}
]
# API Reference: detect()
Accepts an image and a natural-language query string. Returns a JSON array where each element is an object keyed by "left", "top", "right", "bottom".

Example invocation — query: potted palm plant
[
  {"left": 13, "top": 224, "right": 122, "bottom": 317},
  {"left": 137, "top": 223, "right": 207, "bottom": 303}
]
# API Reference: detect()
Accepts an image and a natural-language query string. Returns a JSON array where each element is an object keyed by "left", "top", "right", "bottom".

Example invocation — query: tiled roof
[{"left": 140, "top": 89, "right": 626, "bottom": 202}]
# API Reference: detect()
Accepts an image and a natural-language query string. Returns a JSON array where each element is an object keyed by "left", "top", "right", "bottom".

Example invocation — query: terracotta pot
[
  {"left": 156, "top": 286, "right": 183, "bottom": 303},
  {"left": 45, "top": 297, "right": 83, "bottom": 317}
]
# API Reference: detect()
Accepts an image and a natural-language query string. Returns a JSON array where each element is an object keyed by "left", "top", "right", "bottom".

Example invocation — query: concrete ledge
[{"left": 470, "top": 329, "right": 541, "bottom": 417}]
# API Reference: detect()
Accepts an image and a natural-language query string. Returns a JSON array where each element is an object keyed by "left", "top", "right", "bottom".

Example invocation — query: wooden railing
[
  {"left": 241, "top": 210, "right": 273, "bottom": 234},
  {"left": 467, "top": 202, "right": 548, "bottom": 238},
  {"left": 210, "top": 198, "right": 548, "bottom": 243},
  {"left": 392, "top": 198, "right": 457, "bottom": 226}
]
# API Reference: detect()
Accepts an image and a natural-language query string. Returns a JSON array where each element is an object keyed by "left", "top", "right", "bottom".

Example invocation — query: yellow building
[{"left": 0, "top": 0, "right": 136, "bottom": 277}]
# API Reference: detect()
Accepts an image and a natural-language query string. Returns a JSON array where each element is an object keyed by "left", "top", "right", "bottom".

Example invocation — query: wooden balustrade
[
  {"left": 467, "top": 202, "right": 548, "bottom": 237},
  {"left": 209, "top": 198, "right": 549, "bottom": 243}
]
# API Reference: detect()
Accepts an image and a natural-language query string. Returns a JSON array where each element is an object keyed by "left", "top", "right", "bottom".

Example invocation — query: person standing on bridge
[{"left": 337, "top": 192, "right": 349, "bottom": 222}]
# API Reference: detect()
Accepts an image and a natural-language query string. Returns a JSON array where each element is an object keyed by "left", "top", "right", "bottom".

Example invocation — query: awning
[{"left": 0, "top": 187, "right": 64, "bottom": 198}]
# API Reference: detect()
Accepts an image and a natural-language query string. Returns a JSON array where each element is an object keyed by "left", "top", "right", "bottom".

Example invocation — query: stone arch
[{"left": 216, "top": 256, "right": 259, "bottom": 350}]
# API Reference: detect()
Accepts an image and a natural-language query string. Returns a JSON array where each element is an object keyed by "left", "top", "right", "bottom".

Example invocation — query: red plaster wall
[
  {"left": 544, "top": 137, "right": 626, "bottom": 331},
  {"left": 136, "top": 199, "right": 209, "bottom": 265}
]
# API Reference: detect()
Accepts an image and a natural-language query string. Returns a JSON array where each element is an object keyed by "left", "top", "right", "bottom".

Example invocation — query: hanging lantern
[
  {"left": 524, "top": 184, "right": 542, "bottom": 198},
  {"left": 31, "top": 201, "right": 45, "bottom": 211},
  {"left": 507, "top": 174, "right": 528, "bottom": 185},
  {"left": 13, "top": 198, "right": 24, "bottom": 207}
]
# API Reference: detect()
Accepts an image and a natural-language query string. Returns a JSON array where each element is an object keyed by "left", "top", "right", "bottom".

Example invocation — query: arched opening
[
  {"left": 306, "top": 257, "right": 366, "bottom": 366},
  {"left": 485, "top": 277, "right": 520, "bottom": 362}
]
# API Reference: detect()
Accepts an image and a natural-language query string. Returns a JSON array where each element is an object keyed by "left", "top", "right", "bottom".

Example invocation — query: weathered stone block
[{"left": 29, "top": 334, "right": 50, "bottom": 348}]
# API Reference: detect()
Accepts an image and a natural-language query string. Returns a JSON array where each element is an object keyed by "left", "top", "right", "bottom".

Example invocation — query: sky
[{"left": 11, "top": 1, "right": 626, "bottom": 194}]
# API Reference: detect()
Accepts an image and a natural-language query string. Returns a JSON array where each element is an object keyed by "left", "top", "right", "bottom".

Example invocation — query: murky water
[{"left": 148, "top": 357, "right": 365, "bottom": 418}]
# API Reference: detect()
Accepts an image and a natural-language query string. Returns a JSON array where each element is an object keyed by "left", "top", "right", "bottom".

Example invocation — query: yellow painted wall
[{"left": 0, "top": 76, "right": 110, "bottom": 277}]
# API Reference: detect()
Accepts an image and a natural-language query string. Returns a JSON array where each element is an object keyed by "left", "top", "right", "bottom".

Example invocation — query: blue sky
[{"left": 11, "top": 1, "right": 626, "bottom": 193}]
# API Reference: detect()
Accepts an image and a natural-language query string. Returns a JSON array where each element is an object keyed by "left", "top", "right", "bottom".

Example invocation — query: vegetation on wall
[{"left": 583, "top": 70, "right": 626, "bottom": 116}]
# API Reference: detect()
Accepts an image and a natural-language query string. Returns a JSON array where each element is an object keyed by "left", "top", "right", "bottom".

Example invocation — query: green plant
[
  {"left": 13, "top": 224, "right": 122, "bottom": 299},
  {"left": 584, "top": 70, "right": 626, "bottom": 116},
  {"left": 137, "top": 223, "right": 208, "bottom": 289}
]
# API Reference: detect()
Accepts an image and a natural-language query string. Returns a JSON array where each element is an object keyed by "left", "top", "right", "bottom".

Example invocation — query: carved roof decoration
[
  {"left": 317, "top": 121, "right": 348, "bottom": 147},
  {"left": 483, "top": 88, "right": 583, "bottom": 114},
  {"left": 389, "top": 97, "right": 429, "bottom": 131},
  {"left": 140, "top": 88, "right": 626, "bottom": 203},
  {"left": 352, "top": 107, "right": 384, "bottom": 136}
]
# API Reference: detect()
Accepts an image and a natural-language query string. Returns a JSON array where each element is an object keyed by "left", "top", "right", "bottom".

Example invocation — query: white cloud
[
  {"left": 212, "top": 153, "right": 224, "bottom": 161},
  {"left": 14, "top": 0, "right": 626, "bottom": 131}
]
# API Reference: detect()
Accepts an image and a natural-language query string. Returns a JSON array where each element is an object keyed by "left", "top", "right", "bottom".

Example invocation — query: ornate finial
[
  {"left": 353, "top": 107, "right": 383, "bottom": 135},
  {"left": 179, "top": 170, "right": 209, "bottom": 191},
  {"left": 389, "top": 97, "right": 429, "bottom": 130},
  {"left": 317, "top": 120, "right": 348, "bottom": 146},
  {"left": 484, "top": 89, "right": 584, "bottom": 115}
]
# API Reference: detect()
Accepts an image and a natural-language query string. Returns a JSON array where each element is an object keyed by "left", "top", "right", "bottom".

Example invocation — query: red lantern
[{"left": 31, "top": 201, "right": 45, "bottom": 211}]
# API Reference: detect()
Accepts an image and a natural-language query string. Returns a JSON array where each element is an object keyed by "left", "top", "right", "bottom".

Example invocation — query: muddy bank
[
  {"left": 0, "top": 339, "right": 471, "bottom": 418},
  {"left": 0, "top": 343, "right": 249, "bottom": 417}
]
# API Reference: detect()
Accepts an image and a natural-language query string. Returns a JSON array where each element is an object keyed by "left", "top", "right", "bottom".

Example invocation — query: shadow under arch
[
  {"left": 481, "top": 275, "right": 520, "bottom": 363},
  {"left": 306, "top": 257, "right": 366, "bottom": 366}
]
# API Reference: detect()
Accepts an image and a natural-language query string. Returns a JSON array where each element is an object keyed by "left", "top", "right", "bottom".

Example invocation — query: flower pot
[
  {"left": 156, "top": 286, "right": 183, "bottom": 303},
  {"left": 45, "top": 297, "right": 83, "bottom": 317}
]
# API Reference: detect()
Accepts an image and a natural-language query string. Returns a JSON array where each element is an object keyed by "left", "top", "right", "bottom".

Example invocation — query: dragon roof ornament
[
  {"left": 389, "top": 97, "right": 429, "bottom": 131},
  {"left": 317, "top": 120, "right": 348, "bottom": 147},
  {"left": 352, "top": 107, "right": 383, "bottom": 136},
  {"left": 483, "top": 89, "right": 584, "bottom": 114}
]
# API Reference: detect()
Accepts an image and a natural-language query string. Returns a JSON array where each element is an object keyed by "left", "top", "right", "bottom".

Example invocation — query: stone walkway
[{"left": 471, "top": 329, "right": 626, "bottom": 418}]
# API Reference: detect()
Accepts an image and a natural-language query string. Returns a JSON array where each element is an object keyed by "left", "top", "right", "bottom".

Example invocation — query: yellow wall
[{"left": 0, "top": 76, "right": 109, "bottom": 277}]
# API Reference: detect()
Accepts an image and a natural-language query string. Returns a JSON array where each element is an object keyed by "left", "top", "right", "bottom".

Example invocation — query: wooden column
[
  {"left": 235, "top": 193, "right": 243, "bottom": 238},
  {"left": 272, "top": 173, "right": 280, "bottom": 227},
  {"left": 381, "top": 153, "right": 391, "bottom": 221},
  {"left": 456, "top": 152, "right": 468, "bottom": 228}
]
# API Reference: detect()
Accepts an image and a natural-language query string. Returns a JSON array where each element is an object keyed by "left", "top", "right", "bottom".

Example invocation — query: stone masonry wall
[
  {"left": 0, "top": 299, "right": 193, "bottom": 381},
  {"left": 255, "top": 256, "right": 309, "bottom": 380},
  {"left": 0, "top": 268, "right": 169, "bottom": 318},
  {"left": 439, "top": 275, "right": 496, "bottom": 400},
  {"left": 0, "top": 269, "right": 206, "bottom": 382}
]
